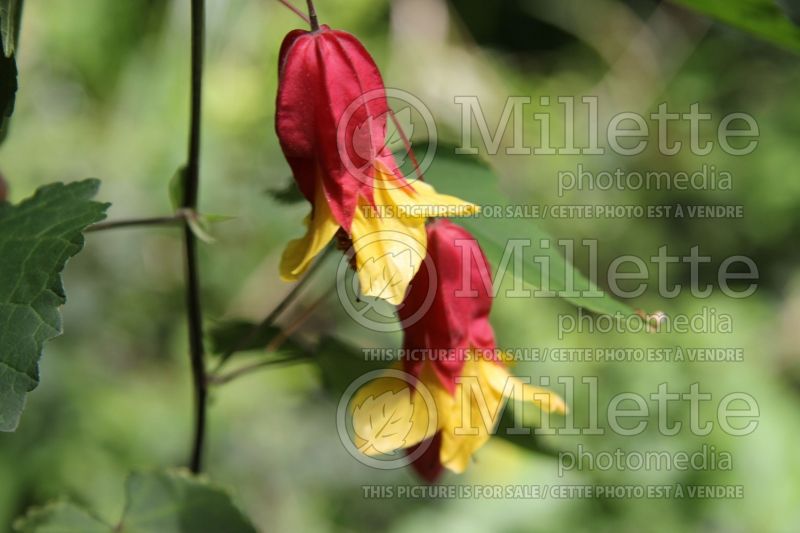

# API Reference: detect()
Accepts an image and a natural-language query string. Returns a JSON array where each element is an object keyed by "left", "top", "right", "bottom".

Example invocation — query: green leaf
[
  {"left": 208, "top": 319, "right": 287, "bottom": 356},
  {"left": 778, "top": 0, "right": 800, "bottom": 25},
  {"left": 186, "top": 213, "right": 236, "bottom": 244},
  {"left": 120, "top": 471, "right": 256, "bottom": 532},
  {"left": 168, "top": 166, "right": 186, "bottom": 212},
  {"left": 15, "top": 471, "right": 257, "bottom": 533},
  {"left": 0, "top": 0, "right": 23, "bottom": 58},
  {"left": 212, "top": 324, "right": 388, "bottom": 392},
  {"left": 14, "top": 502, "right": 110, "bottom": 532},
  {"left": 202, "top": 213, "right": 236, "bottom": 224},
  {"left": 268, "top": 177, "right": 304, "bottom": 204},
  {"left": 185, "top": 211, "right": 216, "bottom": 244},
  {"left": 673, "top": 0, "right": 800, "bottom": 52},
  {"left": 0, "top": 179, "right": 109, "bottom": 431},
  {"left": 495, "top": 408, "right": 559, "bottom": 459},
  {"left": 315, "top": 336, "right": 391, "bottom": 395},
  {"left": 411, "top": 145, "right": 635, "bottom": 317}
]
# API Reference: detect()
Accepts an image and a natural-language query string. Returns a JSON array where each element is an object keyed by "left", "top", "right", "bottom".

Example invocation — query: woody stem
[{"left": 183, "top": 0, "right": 208, "bottom": 475}]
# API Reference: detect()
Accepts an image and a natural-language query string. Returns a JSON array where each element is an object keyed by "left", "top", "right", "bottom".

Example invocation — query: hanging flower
[
  {"left": 350, "top": 221, "right": 566, "bottom": 481},
  {"left": 275, "top": 25, "right": 477, "bottom": 304}
]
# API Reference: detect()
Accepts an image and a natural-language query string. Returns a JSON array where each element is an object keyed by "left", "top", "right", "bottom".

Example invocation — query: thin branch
[
  {"left": 280, "top": 289, "right": 330, "bottom": 340},
  {"left": 212, "top": 245, "right": 334, "bottom": 373},
  {"left": 183, "top": 0, "right": 208, "bottom": 475},
  {"left": 260, "top": 288, "right": 330, "bottom": 353},
  {"left": 208, "top": 291, "right": 330, "bottom": 386},
  {"left": 86, "top": 213, "right": 184, "bottom": 232},
  {"left": 207, "top": 354, "right": 310, "bottom": 386},
  {"left": 277, "top": 0, "right": 310, "bottom": 23}
]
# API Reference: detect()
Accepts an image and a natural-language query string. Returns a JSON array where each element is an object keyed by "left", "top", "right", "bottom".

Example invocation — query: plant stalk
[
  {"left": 306, "top": 0, "right": 320, "bottom": 31},
  {"left": 183, "top": 0, "right": 207, "bottom": 475}
]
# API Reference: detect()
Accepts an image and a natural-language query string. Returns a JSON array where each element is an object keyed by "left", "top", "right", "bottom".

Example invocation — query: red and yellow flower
[
  {"left": 351, "top": 220, "right": 566, "bottom": 481},
  {"left": 276, "top": 26, "right": 476, "bottom": 304}
]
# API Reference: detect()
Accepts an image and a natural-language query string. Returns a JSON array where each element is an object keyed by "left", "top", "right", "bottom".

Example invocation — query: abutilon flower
[
  {"left": 275, "top": 25, "right": 477, "bottom": 304},
  {"left": 351, "top": 220, "right": 566, "bottom": 481}
]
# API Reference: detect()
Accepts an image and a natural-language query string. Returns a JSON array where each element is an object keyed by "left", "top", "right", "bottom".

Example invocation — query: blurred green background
[{"left": 2, "top": 0, "right": 800, "bottom": 531}]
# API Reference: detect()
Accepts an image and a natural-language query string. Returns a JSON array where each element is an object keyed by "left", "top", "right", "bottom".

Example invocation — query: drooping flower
[
  {"left": 350, "top": 220, "right": 566, "bottom": 481},
  {"left": 275, "top": 25, "right": 477, "bottom": 304}
]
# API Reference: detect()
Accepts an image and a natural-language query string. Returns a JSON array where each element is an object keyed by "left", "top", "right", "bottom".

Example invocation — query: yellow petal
[
  {"left": 438, "top": 356, "right": 500, "bottom": 473},
  {"left": 348, "top": 164, "right": 478, "bottom": 305},
  {"left": 395, "top": 178, "right": 480, "bottom": 220},
  {"left": 279, "top": 183, "right": 339, "bottom": 281},
  {"left": 481, "top": 357, "right": 567, "bottom": 414},
  {"left": 349, "top": 215, "right": 427, "bottom": 305}
]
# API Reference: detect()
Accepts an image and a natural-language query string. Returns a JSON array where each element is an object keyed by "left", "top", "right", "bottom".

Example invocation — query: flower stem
[
  {"left": 306, "top": 0, "right": 320, "bottom": 31},
  {"left": 183, "top": 0, "right": 207, "bottom": 475},
  {"left": 277, "top": 0, "right": 310, "bottom": 24},
  {"left": 389, "top": 109, "right": 425, "bottom": 183}
]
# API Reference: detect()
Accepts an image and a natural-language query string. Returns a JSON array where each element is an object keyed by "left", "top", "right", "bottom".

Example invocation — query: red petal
[
  {"left": 277, "top": 29, "right": 309, "bottom": 78},
  {"left": 276, "top": 32, "right": 322, "bottom": 202},
  {"left": 408, "top": 432, "right": 444, "bottom": 483},
  {"left": 275, "top": 27, "right": 392, "bottom": 229},
  {"left": 399, "top": 221, "right": 496, "bottom": 392}
]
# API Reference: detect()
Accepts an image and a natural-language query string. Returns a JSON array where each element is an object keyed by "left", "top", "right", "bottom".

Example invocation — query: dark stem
[
  {"left": 183, "top": 225, "right": 206, "bottom": 474},
  {"left": 185, "top": 2, "right": 204, "bottom": 208},
  {"left": 86, "top": 213, "right": 184, "bottom": 232},
  {"left": 306, "top": 0, "right": 320, "bottom": 31},
  {"left": 183, "top": 0, "right": 207, "bottom": 475}
]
